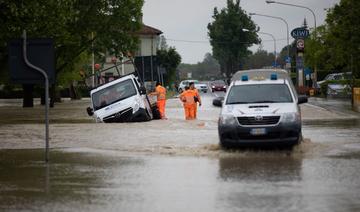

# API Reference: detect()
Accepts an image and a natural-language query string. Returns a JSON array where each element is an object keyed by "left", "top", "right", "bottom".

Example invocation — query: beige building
[{"left": 101, "top": 24, "right": 162, "bottom": 83}]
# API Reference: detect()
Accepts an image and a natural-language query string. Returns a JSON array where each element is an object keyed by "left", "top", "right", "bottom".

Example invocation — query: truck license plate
[{"left": 250, "top": 128, "right": 267, "bottom": 135}]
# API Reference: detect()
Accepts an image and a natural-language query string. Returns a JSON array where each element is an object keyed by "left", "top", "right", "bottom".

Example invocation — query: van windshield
[
  {"left": 92, "top": 79, "right": 137, "bottom": 111},
  {"left": 226, "top": 84, "right": 293, "bottom": 104}
]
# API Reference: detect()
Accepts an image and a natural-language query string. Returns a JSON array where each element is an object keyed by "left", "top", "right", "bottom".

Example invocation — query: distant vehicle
[
  {"left": 218, "top": 69, "right": 308, "bottom": 148},
  {"left": 316, "top": 72, "right": 351, "bottom": 87},
  {"left": 210, "top": 80, "right": 227, "bottom": 92},
  {"left": 178, "top": 80, "right": 208, "bottom": 93},
  {"left": 86, "top": 73, "right": 158, "bottom": 123},
  {"left": 316, "top": 72, "right": 352, "bottom": 97}
]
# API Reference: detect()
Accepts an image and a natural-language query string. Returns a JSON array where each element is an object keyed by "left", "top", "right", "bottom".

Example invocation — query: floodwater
[{"left": 0, "top": 93, "right": 360, "bottom": 211}]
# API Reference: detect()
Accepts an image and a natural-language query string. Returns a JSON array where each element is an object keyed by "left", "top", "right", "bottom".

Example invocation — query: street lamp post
[
  {"left": 258, "top": 31, "right": 277, "bottom": 67},
  {"left": 265, "top": 0, "right": 318, "bottom": 85},
  {"left": 249, "top": 13, "right": 289, "bottom": 59}
]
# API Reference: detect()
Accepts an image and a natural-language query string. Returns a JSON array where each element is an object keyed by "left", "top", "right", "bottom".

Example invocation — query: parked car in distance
[
  {"left": 316, "top": 72, "right": 351, "bottom": 87},
  {"left": 316, "top": 72, "right": 352, "bottom": 97},
  {"left": 210, "top": 80, "right": 227, "bottom": 92},
  {"left": 178, "top": 80, "right": 208, "bottom": 93}
]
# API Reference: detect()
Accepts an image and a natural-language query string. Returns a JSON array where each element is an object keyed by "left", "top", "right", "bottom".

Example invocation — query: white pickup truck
[{"left": 86, "top": 73, "right": 159, "bottom": 123}]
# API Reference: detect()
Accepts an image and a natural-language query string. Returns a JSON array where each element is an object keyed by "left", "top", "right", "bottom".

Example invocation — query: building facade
[{"left": 101, "top": 24, "right": 162, "bottom": 85}]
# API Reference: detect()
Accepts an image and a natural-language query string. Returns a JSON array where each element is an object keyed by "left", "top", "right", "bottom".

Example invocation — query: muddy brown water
[{"left": 1, "top": 95, "right": 360, "bottom": 211}]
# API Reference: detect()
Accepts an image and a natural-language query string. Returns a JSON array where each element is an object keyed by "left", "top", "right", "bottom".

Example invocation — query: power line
[{"left": 166, "top": 37, "right": 292, "bottom": 44}]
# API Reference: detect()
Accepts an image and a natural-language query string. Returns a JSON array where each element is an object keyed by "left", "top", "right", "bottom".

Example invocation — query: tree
[
  {"left": 0, "top": 0, "right": 144, "bottom": 106},
  {"left": 158, "top": 35, "right": 168, "bottom": 50},
  {"left": 157, "top": 47, "right": 181, "bottom": 87},
  {"left": 305, "top": 0, "right": 360, "bottom": 78},
  {"left": 242, "top": 49, "right": 275, "bottom": 70},
  {"left": 178, "top": 53, "right": 221, "bottom": 80},
  {"left": 325, "top": 0, "right": 360, "bottom": 78},
  {"left": 207, "top": 0, "right": 260, "bottom": 79},
  {"left": 305, "top": 25, "right": 334, "bottom": 77}
]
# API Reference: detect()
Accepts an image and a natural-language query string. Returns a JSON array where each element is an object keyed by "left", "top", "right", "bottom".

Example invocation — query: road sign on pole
[
  {"left": 291, "top": 27, "right": 310, "bottom": 39},
  {"left": 8, "top": 31, "right": 53, "bottom": 163},
  {"left": 297, "top": 39, "right": 305, "bottom": 50}
]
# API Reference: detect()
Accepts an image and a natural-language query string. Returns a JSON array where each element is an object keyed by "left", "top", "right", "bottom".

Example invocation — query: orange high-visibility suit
[
  {"left": 180, "top": 89, "right": 196, "bottom": 120},
  {"left": 155, "top": 85, "right": 166, "bottom": 119},
  {"left": 191, "top": 88, "right": 201, "bottom": 119}
]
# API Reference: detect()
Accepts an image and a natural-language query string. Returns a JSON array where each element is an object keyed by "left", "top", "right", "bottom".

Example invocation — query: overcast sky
[{"left": 143, "top": 0, "right": 340, "bottom": 64}]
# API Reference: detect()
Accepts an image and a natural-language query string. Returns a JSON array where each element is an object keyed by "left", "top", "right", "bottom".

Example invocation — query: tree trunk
[
  {"left": 22, "top": 84, "right": 34, "bottom": 108},
  {"left": 41, "top": 89, "right": 45, "bottom": 105},
  {"left": 69, "top": 82, "right": 80, "bottom": 100},
  {"left": 50, "top": 85, "right": 55, "bottom": 108}
]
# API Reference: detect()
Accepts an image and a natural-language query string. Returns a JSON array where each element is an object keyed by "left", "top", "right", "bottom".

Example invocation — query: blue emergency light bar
[
  {"left": 270, "top": 73, "right": 277, "bottom": 80},
  {"left": 241, "top": 75, "right": 248, "bottom": 81}
]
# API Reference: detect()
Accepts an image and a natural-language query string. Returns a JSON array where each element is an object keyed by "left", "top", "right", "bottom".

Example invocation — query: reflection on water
[
  {"left": 1, "top": 148, "right": 360, "bottom": 212},
  {"left": 0, "top": 149, "right": 145, "bottom": 211},
  {"left": 218, "top": 156, "right": 302, "bottom": 182}
]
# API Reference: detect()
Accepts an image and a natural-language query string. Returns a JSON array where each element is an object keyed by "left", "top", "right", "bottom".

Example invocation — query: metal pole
[
  {"left": 249, "top": 13, "right": 289, "bottom": 59},
  {"left": 266, "top": 0, "right": 317, "bottom": 84},
  {"left": 150, "top": 35, "right": 154, "bottom": 81},
  {"left": 91, "top": 32, "right": 95, "bottom": 88},
  {"left": 22, "top": 30, "right": 50, "bottom": 162},
  {"left": 121, "top": 58, "right": 125, "bottom": 76},
  {"left": 258, "top": 31, "right": 277, "bottom": 67},
  {"left": 113, "top": 61, "right": 121, "bottom": 76}
]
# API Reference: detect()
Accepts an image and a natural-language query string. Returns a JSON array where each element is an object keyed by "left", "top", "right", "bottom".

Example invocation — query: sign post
[
  {"left": 22, "top": 31, "right": 50, "bottom": 162},
  {"left": 291, "top": 27, "right": 309, "bottom": 88},
  {"left": 8, "top": 31, "right": 54, "bottom": 163}
]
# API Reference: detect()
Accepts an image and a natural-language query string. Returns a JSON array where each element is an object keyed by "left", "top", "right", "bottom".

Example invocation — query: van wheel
[
  {"left": 151, "top": 105, "right": 161, "bottom": 120},
  {"left": 178, "top": 88, "right": 183, "bottom": 93}
]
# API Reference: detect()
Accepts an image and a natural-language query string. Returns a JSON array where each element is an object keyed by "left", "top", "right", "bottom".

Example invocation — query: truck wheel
[
  {"left": 151, "top": 105, "right": 161, "bottom": 120},
  {"left": 219, "top": 141, "right": 232, "bottom": 149}
]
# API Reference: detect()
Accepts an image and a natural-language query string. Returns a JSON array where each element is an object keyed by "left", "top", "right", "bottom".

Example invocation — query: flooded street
[{"left": 1, "top": 94, "right": 360, "bottom": 211}]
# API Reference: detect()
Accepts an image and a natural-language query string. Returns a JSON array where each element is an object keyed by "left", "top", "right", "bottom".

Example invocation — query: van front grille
[
  {"left": 103, "top": 108, "right": 133, "bottom": 123},
  {"left": 237, "top": 116, "right": 280, "bottom": 125}
]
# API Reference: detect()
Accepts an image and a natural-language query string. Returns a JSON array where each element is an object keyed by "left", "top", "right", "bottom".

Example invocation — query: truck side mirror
[
  {"left": 213, "top": 97, "right": 224, "bottom": 107},
  {"left": 86, "top": 107, "right": 94, "bottom": 116},
  {"left": 139, "top": 86, "right": 147, "bottom": 95},
  {"left": 298, "top": 95, "right": 308, "bottom": 104}
]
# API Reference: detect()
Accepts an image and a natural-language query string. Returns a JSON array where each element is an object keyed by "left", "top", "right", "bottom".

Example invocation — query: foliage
[
  {"left": 178, "top": 53, "right": 221, "bottom": 80},
  {"left": 157, "top": 47, "right": 181, "bottom": 86},
  {"left": 207, "top": 0, "right": 260, "bottom": 79},
  {"left": 305, "top": 0, "right": 360, "bottom": 79},
  {"left": 0, "top": 0, "right": 144, "bottom": 86},
  {"left": 242, "top": 49, "right": 275, "bottom": 69}
]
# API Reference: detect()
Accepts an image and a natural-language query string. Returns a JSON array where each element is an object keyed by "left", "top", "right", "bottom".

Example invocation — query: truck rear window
[
  {"left": 92, "top": 79, "right": 137, "bottom": 110},
  {"left": 226, "top": 84, "right": 293, "bottom": 104}
]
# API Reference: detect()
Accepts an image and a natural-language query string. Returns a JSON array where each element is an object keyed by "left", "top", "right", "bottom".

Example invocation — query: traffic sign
[
  {"left": 8, "top": 38, "right": 55, "bottom": 84},
  {"left": 285, "top": 56, "right": 291, "bottom": 63},
  {"left": 291, "top": 27, "right": 310, "bottom": 39},
  {"left": 297, "top": 39, "right": 305, "bottom": 50}
]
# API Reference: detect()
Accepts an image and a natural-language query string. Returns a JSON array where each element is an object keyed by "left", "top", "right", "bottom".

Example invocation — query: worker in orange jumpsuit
[
  {"left": 150, "top": 82, "right": 167, "bottom": 119},
  {"left": 189, "top": 82, "right": 201, "bottom": 119},
  {"left": 180, "top": 86, "right": 196, "bottom": 120}
]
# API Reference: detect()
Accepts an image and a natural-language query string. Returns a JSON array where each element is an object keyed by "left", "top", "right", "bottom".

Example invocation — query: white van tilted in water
[
  {"left": 86, "top": 74, "right": 159, "bottom": 123},
  {"left": 218, "top": 69, "right": 308, "bottom": 148}
]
